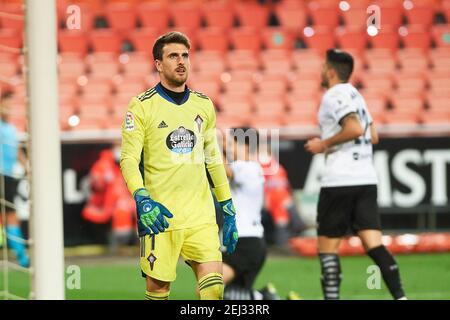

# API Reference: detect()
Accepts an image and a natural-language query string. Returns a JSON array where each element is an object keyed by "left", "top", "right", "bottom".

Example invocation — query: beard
[
  {"left": 165, "top": 70, "right": 188, "bottom": 87},
  {"left": 320, "top": 75, "right": 329, "bottom": 89}
]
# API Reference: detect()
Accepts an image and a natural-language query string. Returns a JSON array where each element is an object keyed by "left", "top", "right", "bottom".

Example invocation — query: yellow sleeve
[
  {"left": 204, "top": 100, "right": 232, "bottom": 202},
  {"left": 120, "top": 97, "right": 146, "bottom": 195}
]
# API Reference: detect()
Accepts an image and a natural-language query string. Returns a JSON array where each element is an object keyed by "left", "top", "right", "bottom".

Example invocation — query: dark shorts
[
  {"left": 222, "top": 237, "right": 266, "bottom": 289},
  {"left": 317, "top": 184, "right": 381, "bottom": 237},
  {"left": 1, "top": 174, "right": 18, "bottom": 210}
]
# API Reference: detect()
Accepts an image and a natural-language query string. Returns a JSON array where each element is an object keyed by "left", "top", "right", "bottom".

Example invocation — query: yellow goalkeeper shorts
[{"left": 139, "top": 223, "right": 222, "bottom": 282}]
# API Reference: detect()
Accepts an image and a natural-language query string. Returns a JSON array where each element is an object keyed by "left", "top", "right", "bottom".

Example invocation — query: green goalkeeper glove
[
  {"left": 134, "top": 188, "right": 173, "bottom": 236},
  {"left": 220, "top": 199, "right": 238, "bottom": 254}
]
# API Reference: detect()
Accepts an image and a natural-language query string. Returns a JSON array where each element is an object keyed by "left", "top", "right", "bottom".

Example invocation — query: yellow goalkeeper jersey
[{"left": 120, "top": 83, "right": 231, "bottom": 231}]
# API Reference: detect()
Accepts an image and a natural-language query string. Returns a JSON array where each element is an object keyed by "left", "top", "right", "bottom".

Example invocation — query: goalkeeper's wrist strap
[{"left": 133, "top": 188, "right": 150, "bottom": 200}]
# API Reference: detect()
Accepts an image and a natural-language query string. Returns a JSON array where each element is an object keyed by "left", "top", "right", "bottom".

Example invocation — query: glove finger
[
  {"left": 149, "top": 224, "right": 159, "bottom": 234},
  {"left": 157, "top": 214, "right": 170, "bottom": 229},
  {"left": 153, "top": 219, "right": 165, "bottom": 232},
  {"left": 161, "top": 206, "right": 173, "bottom": 218}
]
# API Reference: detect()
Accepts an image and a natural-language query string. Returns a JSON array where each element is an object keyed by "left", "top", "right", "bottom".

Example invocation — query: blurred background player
[
  {"left": 0, "top": 98, "right": 29, "bottom": 268},
  {"left": 305, "top": 49, "right": 406, "bottom": 300},
  {"left": 258, "top": 147, "right": 305, "bottom": 248},
  {"left": 82, "top": 141, "right": 136, "bottom": 254},
  {"left": 221, "top": 127, "right": 300, "bottom": 300},
  {"left": 120, "top": 31, "right": 238, "bottom": 300}
]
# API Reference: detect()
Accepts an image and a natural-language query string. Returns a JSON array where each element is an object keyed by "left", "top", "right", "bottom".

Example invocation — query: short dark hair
[
  {"left": 326, "top": 49, "right": 354, "bottom": 82},
  {"left": 152, "top": 31, "right": 191, "bottom": 61}
]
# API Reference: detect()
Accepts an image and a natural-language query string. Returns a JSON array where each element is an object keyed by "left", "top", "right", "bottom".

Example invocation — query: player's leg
[
  {"left": 316, "top": 187, "right": 352, "bottom": 300},
  {"left": 223, "top": 237, "right": 271, "bottom": 300},
  {"left": 4, "top": 176, "right": 29, "bottom": 268},
  {"left": 191, "top": 260, "right": 224, "bottom": 300},
  {"left": 182, "top": 223, "right": 224, "bottom": 300},
  {"left": 140, "top": 231, "right": 181, "bottom": 300},
  {"left": 318, "top": 236, "right": 342, "bottom": 300},
  {"left": 145, "top": 276, "right": 171, "bottom": 300},
  {"left": 354, "top": 185, "right": 406, "bottom": 300}
]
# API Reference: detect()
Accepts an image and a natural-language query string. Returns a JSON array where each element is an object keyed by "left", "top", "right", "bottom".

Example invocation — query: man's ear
[{"left": 155, "top": 59, "right": 162, "bottom": 73}]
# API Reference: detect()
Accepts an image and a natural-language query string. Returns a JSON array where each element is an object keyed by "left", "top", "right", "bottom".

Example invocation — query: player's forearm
[
  {"left": 323, "top": 121, "right": 363, "bottom": 149},
  {"left": 206, "top": 162, "right": 232, "bottom": 202},
  {"left": 120, "top": 157, "right": 145, "bottom": 195}
]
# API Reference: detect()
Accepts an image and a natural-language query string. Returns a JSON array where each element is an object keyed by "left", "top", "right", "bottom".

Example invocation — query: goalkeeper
[{"left": 120, "top": 31, "right": 237, "bottom": 300}]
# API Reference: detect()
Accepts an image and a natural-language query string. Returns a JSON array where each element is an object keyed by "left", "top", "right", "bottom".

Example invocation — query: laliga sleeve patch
[{"left": 125, "top": 112, "right": 135, "bottom": 131}]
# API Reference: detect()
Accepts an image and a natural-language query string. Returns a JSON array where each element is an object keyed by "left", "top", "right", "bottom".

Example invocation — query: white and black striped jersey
[{"left": 317, "top": 83, "right": 378, "bottom": 187}]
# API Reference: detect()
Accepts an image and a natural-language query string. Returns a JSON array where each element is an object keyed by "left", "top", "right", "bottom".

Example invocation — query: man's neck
[
  {"left": 160, "top": 79, "right": 185, "bottom": 93},
  {"left": 327, "top": 79, "right": 346, "bottom": 90}
]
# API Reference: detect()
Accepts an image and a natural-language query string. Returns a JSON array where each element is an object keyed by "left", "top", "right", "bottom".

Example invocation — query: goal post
[{"left": 25, "top": 0, "right": 65, "bottom": 299}]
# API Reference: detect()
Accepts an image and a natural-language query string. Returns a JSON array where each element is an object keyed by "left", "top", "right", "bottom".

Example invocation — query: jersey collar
[{"left": 155, "top": 82, "right": 190, "bottom": 106}]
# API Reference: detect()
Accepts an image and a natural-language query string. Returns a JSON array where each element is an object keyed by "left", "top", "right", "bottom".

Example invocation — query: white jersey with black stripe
[
  {"left": 318, "top": 83, "right": 378, "bottom": 187},
  {"left": 229, "top": 160, "right": 265, "bottom": 238}
]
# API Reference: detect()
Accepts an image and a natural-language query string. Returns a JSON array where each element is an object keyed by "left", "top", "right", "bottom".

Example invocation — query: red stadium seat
[
  {"left": 120, "top": 53, "right": 153, "bottom": 76},
  {"left": 383, "top": 112, "right": 419, "bottom": 126},
  {"left": 292, "top": 49, "right": 323, "bottom": 74},
  {"left": 427, "top": 70, "right": 450, "bottom": 93},
  {"left": 390, "top": 96, "right": 424, "bottom": 114},
  {"left": 275, "top": 1, "right": 307, "bottom": 32},
  {"left": 286, "top": 96, "right": 319, "bottom": 116},
  {"left": 341, "top": 8, "right": 368, "bottom": 28},
  {"left": 371, "top": 2, "right": 403, "bottom": 29},
  {"left": 223, "top": 78, "right": 254, "bottom": 95},
  {"left": 192, "top": 51, "right": 226, "bottom": 75},
  {"left": 431, "top": 25, "right": 450, "bottom": 48},
  {"left": 0, "top": 60, "right": 18, "bottom": 78},
  {"left": 0, "top": 4, "right": 24, "bottom": 32},
  {"left": 230, "top": 27, "right": 262, "bottom": 52},
  {"left": 235, "top": 2, "right": 269, "bottom": 29},
  {"left": 90, "top": 30, "right": 123, "bottom": 53},
  {"left": 289, "top": 78, "right": 321, "bottom": 99},
  {"left": 256, "top": 74, "right": 288, "bottom": 95},
  {"left": 136, "top": 2, "right": 169, "bottom": 30},
  {"left": 404, "top": 6, "right": 434, "bottom": 28},
  {"left": 202, "top": 1, "right": 234, "bottom": 30},
  {"left": 308, "top": 2, "right": 340, "bottom": 28},
  {"left": 253, "top": 94, "right": 287, "bottom": 116},
  {"left": 0, "top": 28, "right": 22, "bottom": 51},
  {"left": 196, "top": 28, "right": 229, "bottom": 52},
  {"left": 113, "top": 76, "right": 146, "bottom": 96},
  {"left": 262, "top": 28, "right": 295, "bottom": 50},
  {"left": 249, "top": 114, "right": 284, "bottom": 129},
  {"left": 359, "top": 72, "right": 394, "bottom": 93},
  {"left": 394, "top": 73, "right": 427, "bottom": 93},
  {"left": 400, "top": 25, "right": 432, "bottom": 51},
  {"left": 227, "top": 50, "right": 260, "bottom": 71},
  {"left": 421, "top": 110, "right": 450, "bottom": 125},
  {"left": 365, "top": 57, "right": 397, "bottom": 75},
  {"left": 169, "top": 2, "right": 201, "bottom": 29},
  {"left": 58, "top": 55, "right": 86, "bottom": 78},
  {"left": 427, "top": 97, "right": 450, "bottom": 113},
  {"left": 302, "top": 26, "right": 336, "bottom": 54},
  {"left": 58, "top": 30, "right": 88, "bottom": 56},
  {"left": 261, "top": 49, "right": 293, "bottom": 74},
  {"left": 400, "top": 56, "right": 429, "bottom": 72},
  {"left": 336, "top": 26, "right": 368, "bottom": 52},
  {"left": 369, "top": 27, "right": 399, "bottom": 51},
  {"left": 80, "top": 78, "right": 112, "bottom": 97},
  {"left": 105, "top": 3, "right": 137, "bottom": 33},
  {"left": 128, "top": 28, "right": 159, "bottom": 54}
]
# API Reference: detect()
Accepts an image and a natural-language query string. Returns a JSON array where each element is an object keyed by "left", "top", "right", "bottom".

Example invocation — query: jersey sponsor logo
[
  {"left": 166, "top": 126, "right": 197, "bottom": 154},
  {"left": 125, "top": 112, "right": 135, "bottom": 131},
  {"left": 158, "top": 121, "right": 168, "bottom": 129},
  {"left": 194, "top": 115, "right": 203, "bottom": 131}
]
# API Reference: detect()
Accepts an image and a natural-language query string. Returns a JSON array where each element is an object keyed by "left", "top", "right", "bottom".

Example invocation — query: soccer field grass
[{"left": 2, "top": 253, "right": 450, "bottom": 300}]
